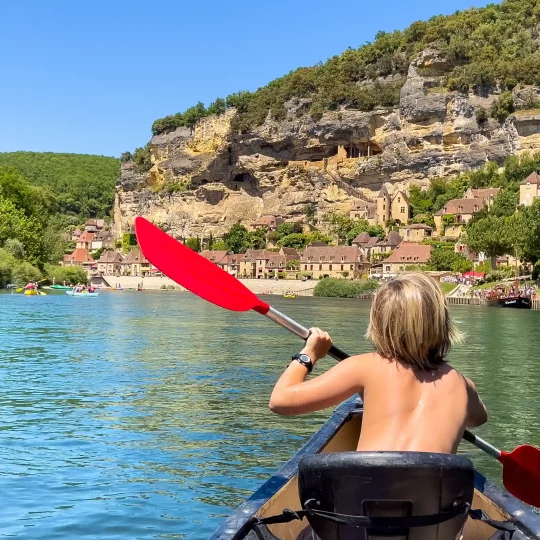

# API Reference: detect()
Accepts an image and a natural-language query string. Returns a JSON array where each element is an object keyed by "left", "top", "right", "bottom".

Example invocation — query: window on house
[
  {"left": 319, "top": 264, "right": 322, "bottom": 271},
  {"left": 398, "top": 197, "right": 401, "bottom": 203},
  {"left": 340, "top": 264, "right": 344, "bottom": 271},
  {"left": 383, "top": 204, "right": 386, "bottom": 210},
  {"left": 304, "top": 265, "right": 307, "bottom": 270},
  {"left": 385, "top": 265, "right": 391, "bottom": 272},
  {"left": 329, "top": 265, "right": 332, "bottom": 270},
  {"left": 400, "top": 207, "right": 405, "bottom": 213},
  {"left": 350, "top": 265, "right": 354, "bottom": 270},
  {"left": 310, "top": 265, "right": 313, "bottom": 270}
]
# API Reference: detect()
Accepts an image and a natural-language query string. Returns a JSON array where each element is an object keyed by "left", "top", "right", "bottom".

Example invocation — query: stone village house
[
  {"left": 122, "top": 247, "right": 151, "bottom": 276},
  {"left": 97, "top": 250, "right": 124, "bottom": 276},
  {"left": 300, "top": 246, "right": 366, "bottom": 279},
  {"left": 398, "top": 224, "right": 433, "bottom": 242},
  {"left": 519, "top": 171, "right": 540, "bottom": 206},
  {"left": 250, "top": 215, "right": 285, "bottom": 231},
  {"left": 370, "top": 242, "right": 432, "bottom": 279}
]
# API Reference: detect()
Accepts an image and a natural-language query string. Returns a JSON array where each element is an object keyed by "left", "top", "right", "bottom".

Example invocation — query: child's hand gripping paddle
[{"left": 135, "top": 216, "right": 540, "bottom": 508}]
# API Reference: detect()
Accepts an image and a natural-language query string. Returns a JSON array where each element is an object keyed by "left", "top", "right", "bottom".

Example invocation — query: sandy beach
[{"left": 100, "top": 276, "right": 318, "bottom": 296}]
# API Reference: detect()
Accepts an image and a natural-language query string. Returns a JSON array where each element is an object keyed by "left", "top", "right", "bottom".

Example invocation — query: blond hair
[{"left": 366, "top": 273, "right": 462, "bottom": 370}]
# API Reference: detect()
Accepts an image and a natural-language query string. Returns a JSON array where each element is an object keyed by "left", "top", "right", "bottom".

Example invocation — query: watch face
[{"left": 298, "top": 354, "right": 311, "bottom": 363}]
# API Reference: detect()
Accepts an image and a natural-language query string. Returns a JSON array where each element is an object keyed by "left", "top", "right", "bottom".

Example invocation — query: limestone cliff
[{"left": 114, "top": 50, "right": 540, "bottom": 239}]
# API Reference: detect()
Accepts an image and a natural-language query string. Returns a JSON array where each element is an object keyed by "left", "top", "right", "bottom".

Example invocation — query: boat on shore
[
  {"left": 283, "top": 294, "right": 296, "bottom": 299},
  {"left": 210, "top": 397, "right": 540, "bottom": 540},
  {"left": 65, "top": 290, "right": 99, "bottom": 297}
]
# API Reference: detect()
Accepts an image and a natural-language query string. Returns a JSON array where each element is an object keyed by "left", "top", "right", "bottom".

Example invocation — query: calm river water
[{"left": 1, "top": 291, "right": 539, "bottom": 538}]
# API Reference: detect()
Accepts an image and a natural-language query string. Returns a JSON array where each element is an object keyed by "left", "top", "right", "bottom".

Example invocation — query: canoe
[
  {"left": 50, "top": 285, "right": 73, "bottom": 290},
  {"left": 65, "top": 291, "right": 99, "bottom": 297},
  {"left": 210, "top": 397, "right": 540, "bottom": 540}
]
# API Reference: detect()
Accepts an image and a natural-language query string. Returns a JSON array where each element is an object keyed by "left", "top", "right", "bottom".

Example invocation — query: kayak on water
[
  {"left": 50, "top": 285, "right": 73, "bottom": 290},
  {"left": 65, "top": 291, "right": 99, "bottom": 297},
  {"left": 210, "top": 396, "right": 540, "bottom": 540},
  {"left": 283, "top": 294, "right": 296, "bottom": 299}
]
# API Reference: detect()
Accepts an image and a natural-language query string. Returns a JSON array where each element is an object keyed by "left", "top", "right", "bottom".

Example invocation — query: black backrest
[{"left": 298, "top": 452, "right": 474, "bottom": 540}]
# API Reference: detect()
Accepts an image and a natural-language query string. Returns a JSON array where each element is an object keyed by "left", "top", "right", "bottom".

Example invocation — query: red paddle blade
[
  {"left": 500, "top": 444, "right": 540, "bottom": 507},
  {"left": 134, "top": 217, "right": 270, "bottom": 314}
]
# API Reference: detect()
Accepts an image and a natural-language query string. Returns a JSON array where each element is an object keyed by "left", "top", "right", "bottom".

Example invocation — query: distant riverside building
[
  {"left": 349, "top": 199, "right": 377, "bottom": 225},
  {"left": 122, "top": 247, "right": 151, "bottom": 276},
  {"left": 300, "top": 246, "right": 366, "bottom": 279},
  {"left": 376, "top": 186, "right": 411, "bottom": 227},
  {"left": 376, "top": 242, "right": 432, "bottom": 279},
  {"left": 97, "top": 251, "right": 123, "bottom": 276},
  {"left": 85, "top": 219, "right": 105, "bottom": 233}
]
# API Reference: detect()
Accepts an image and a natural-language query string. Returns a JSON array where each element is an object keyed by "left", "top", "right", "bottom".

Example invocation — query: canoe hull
[
  {"left": 65, "top": 291, "right": 99, "bottom": 297},
  {"left": 209, "top": 397, "right": 540, "bottom": 539},
  {"left": 497, "top": 296, "right": 531, "bottom": 309},
  {"left": 50, "top": 285, "right": 72, "bottom": 290}
]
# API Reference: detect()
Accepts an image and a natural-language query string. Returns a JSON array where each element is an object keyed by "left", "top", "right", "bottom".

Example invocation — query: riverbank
[{"left": 98, "top": 275, "right": 318, "bottom": 296}]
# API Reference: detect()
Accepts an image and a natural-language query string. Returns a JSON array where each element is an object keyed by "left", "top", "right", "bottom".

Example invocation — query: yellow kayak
[
  {"left": 23, "top": 289, "right": 46, "bottom": 296},
  {"left": 283, "top": 294, "right": 296, "bottom": 299}
]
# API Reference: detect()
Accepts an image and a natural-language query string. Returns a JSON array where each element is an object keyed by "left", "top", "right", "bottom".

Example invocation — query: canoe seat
[{"left": 298, "top": 451, "right": 474, "bottom": 540}]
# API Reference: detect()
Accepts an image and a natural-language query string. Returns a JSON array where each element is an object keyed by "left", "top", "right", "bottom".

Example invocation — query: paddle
[{"left": 134, "top": 216, "right": 540, "bottom": 508}]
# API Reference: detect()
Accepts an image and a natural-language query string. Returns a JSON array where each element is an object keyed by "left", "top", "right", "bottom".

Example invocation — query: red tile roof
[
  {"left": 78, "top": 231, "right": 95, "bottom": 243},
  {"left": 64, "top": 248, "right": 95, "bottom": 263},
  {"left": 384, "top": 242, "right": 432, "bottom": 264},
  {"left": 470, "top": 188, "right": 500, "bottom": 200},
  {"left": 200, "top": 250, "right": 230, "bottom": 265},
  {"left": 520, "top": 171, "right": 540, "bottom": 185},
  {"left": 442, "top": 197, "right": 485, "bottom": 215},
  {"left": 352, "top": 232, "right": 371, "bottom": 245},
  {"left": 251, "top": 215, "right": 285, "bottom": 227}
]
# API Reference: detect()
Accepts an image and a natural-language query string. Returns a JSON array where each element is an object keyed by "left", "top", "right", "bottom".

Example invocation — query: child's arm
[
  {"left": 465, "top": 377, "right": 488, "bottom": 427},
  {"left": 269, "top": 328, "right": 365, "bottom": 416}
]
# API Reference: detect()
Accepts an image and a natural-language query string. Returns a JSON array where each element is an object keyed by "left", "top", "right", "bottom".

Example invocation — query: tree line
[{"left": 146, "top": 0, "right": 539, "bottom": 138}]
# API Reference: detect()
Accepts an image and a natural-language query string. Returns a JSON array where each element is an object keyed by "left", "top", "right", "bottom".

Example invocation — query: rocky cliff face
[{"left": 114, "top": 49, "right": 540, "bottom": 239}]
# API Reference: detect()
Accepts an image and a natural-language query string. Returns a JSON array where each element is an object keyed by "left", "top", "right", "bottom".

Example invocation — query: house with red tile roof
[
  {"left": 251, "top": 215, "right": 285, "bottom": 231},
  {"left": 76, "top": 231, "right": 95, "bottom": 250},
  {"left": 63, "top": 248, "right": 96, "bottom": 275},
  {"left": 378, "top": 242, "right": 432, "bottom": 279},
  {"left": 433, "top": 197, "right": 486, "bottom": 239}
]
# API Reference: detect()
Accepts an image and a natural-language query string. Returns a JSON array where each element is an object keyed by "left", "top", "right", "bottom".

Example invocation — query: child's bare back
[
  {"left": 354, "top": 352, "right": 485, "bottom": 453},
  {"left": 269, "top": 273, "right": 487, "bottom": 454}
]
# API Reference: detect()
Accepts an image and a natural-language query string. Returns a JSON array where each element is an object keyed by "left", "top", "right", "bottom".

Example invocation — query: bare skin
[{"left": 269, "top": 328, "right": 488, "bottom": 454}]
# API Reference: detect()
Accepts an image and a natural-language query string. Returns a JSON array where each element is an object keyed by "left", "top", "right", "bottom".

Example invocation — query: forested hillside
[
  {"left": 149, "top": 0, "right": 540, "bottom": 136},
  {"left": 0, "top": 152, "right": 120, "bottom": 222}
]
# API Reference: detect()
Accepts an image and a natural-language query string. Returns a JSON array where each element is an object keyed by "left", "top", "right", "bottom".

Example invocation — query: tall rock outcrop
[{"left": 114, "top": 50, "right": 540, "bottom": 239}]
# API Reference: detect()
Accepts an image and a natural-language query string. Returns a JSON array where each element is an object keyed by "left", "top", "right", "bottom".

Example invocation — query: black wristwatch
[{"left": 292, "top": 353, "right": 313, "bottom": 373}]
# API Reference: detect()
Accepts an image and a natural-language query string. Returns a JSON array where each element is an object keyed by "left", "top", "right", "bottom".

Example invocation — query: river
[{"left": 1, "top": 291, "right": 539, "bottom": 538}]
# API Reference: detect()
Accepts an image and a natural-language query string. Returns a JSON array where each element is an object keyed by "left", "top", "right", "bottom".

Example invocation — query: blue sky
[{"left": 0, "top": 0, "right": 490, "bottom": 158}]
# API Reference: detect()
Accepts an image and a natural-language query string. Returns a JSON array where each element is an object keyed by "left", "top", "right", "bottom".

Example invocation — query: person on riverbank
[{"left": 270, "top": 273, "right": 487, "bottom": 454}]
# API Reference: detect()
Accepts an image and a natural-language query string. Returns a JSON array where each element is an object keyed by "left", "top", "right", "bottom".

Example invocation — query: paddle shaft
[
  {"left": 266, "top": 306, "right": 349, "bottom": 361},
  {"left": 265, "top": 305, "right": 495, "bottom": 456}
]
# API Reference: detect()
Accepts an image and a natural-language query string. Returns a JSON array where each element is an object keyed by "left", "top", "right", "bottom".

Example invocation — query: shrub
[
  {"left": 475, "top": 107, "right": 488, "bottom": 124},
  {"left": 47, "top": 265, "right": 87, "bottom": 285},
  {"left": 314, "top": 278, "right": 379, "bottom": 298},
  {"left": 490, "top": 92, "right": 515, "bottom": 122},
  {"left": 12, "top": 261, "right": 42, "bottom": 285}
]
